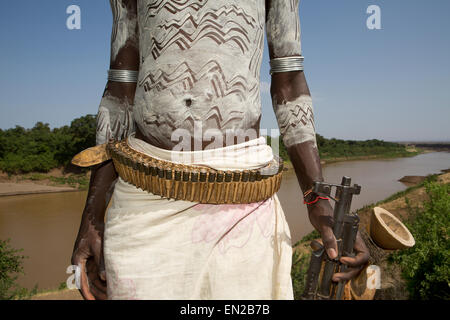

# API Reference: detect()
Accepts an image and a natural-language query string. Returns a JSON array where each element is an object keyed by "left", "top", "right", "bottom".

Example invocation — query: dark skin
[
  {"left": 71, "top": 160, "right": 115, "bottom": 300},
  {"left": 72, "top": 1, "right": 369, "bottom": 300},
  {"left": 271, "top": 70, "right": 370, "bottom": 283}
]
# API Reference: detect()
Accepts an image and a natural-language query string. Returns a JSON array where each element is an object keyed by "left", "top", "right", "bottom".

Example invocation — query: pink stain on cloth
[
  {"left": 191, "top": 198, "right": 275, "bottom": 254},
  {"left": 106, "top": 266, "right": 139, "bottom": 300}
]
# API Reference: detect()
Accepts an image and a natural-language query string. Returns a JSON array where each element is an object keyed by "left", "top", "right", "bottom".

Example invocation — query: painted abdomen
[{"left": 133, "top": 0, "right": 265, "bottom": 148}]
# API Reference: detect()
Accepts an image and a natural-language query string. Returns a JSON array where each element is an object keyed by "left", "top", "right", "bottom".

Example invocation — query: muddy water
[
  {"left": 1, "top": 152, "right": 449, "bottom": 291},
  {"left": 0, "top": 191, "right": 86, "bottom": 291}
]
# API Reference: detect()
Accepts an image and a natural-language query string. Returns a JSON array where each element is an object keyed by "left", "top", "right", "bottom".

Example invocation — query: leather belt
[{"left": 106, "top": 139, "right": 283, "bottom": 204}]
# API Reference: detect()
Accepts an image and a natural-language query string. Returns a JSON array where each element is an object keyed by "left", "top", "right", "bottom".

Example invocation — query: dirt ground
[
  {"left": 32, "top": 289, "right": 83, "bottom": 300},
  {"left": 0, "top": 182, "right": 76, "bottom": 197},
  {"left": 0, "top": 168, "right": 85, "bottom": 196}
]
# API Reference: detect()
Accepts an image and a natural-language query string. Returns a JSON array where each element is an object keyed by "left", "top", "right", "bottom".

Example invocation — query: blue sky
[{"left": 0, "top": 0, "right": 449, "bottom": 142}]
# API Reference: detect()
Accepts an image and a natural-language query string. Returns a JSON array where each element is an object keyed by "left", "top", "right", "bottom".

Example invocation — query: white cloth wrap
[
  {"left": 128, "top": 135, "right": 275, "bottom": 171},
  {"left": 104, "top": 136, "right": 294, "bottom": 300}
]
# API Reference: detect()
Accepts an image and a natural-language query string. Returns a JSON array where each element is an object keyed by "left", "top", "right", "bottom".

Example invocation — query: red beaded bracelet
[{"left": 304, "top": 195, "right": 330, "bottom": 206}]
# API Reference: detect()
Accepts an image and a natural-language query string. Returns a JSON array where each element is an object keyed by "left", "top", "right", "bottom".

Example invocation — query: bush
[
  {"left": 291, "top": 250, "right": 311, "bottom": 299},
  {"left": 0, "top": 239, "right": 36, "bottom": 300},
  {"left": 291, "top": 229, "right": 321, "bottom": 299},
  {"left": 389, "top": 181, "right": 450, "bottom": 300}
]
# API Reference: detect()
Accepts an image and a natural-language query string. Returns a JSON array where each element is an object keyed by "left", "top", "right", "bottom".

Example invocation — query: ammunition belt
[{"left": 106, "top": 139, "right": 284, "bottom": 204}]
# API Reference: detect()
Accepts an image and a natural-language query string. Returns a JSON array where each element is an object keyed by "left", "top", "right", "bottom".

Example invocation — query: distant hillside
[
  {"left": 397, "top": 142, "right": 450, "bottom": 152},
  {"left": 268, "top": 134, "right": 420, "bottom": 163}
]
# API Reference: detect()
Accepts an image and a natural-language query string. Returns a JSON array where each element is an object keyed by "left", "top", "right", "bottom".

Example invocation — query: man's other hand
[
  {"left": 307, "top": 199, "right": 369, "bottom": 282},
  {"left": 71, "top": 222, "right": 107, "bottom": 300}
]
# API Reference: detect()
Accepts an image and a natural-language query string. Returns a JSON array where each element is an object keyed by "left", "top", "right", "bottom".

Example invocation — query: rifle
[{"left": 301, "top": 176, "right": 361, "bottom": 300}]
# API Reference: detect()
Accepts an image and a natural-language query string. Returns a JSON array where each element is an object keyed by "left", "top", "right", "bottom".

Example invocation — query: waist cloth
[{"left": 104, "top": 135, "right": 294, "bottom": 300}]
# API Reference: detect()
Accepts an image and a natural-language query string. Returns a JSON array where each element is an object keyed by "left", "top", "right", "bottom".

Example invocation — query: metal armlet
[
  {"left": 108, "top": 69, "right": 139, "bottom": 83},
  {"left": 269, "top": 56, "right": 304, "bottom": 75}
]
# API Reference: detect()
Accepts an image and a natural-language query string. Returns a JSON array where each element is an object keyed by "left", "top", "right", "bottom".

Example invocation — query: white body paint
[
  {"left": 266, "top": 0, "right": 302, "bottom": 58},
  {"left": 98, "top": 0, "right": 309, "bottom": 149},
  {"left": 96, "top": 94, "right": 135, "bottom": 145},
  {"left": 110, "top": 0, "right": 138, "bottom": 62},
  {"left": 133, "top": 0, "right": 265, "bottom": 146},
  {"left": 273, "top": 95, "right": 317, "bottom": 148}
]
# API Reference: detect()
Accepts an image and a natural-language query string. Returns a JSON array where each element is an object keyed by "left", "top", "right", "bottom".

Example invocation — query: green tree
[
  {"left": 0, "top": 115, "right": 97, "bottom": 173},
  {"left": 69, "top": 114, "right": 96, "bottom": 153}
]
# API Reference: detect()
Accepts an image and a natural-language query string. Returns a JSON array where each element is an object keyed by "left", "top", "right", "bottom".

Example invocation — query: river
[{"left": 0, "top": 152, "right": 449, "bottom": 291}]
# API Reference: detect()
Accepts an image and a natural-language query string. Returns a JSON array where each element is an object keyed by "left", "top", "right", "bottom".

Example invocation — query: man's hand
[
  {"left": 307, "top": 199, "right": 370, "bottom": 282},
  {"left": 71, "top": 161, "right": 117, "bottom": 300},
  {"left": 71, "top": 220, "right": 107, "bottom": 300},
  {"left": 332, "top": 232, "right": 370, "bottom": 282}
]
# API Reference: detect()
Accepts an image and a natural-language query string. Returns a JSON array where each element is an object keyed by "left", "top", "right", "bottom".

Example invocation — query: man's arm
[
  {"left": 266, "top": 0, "right": 369, "bottom": 282},
  {"left": 71, "top": 0, "right": 139, "bottom": 300}
]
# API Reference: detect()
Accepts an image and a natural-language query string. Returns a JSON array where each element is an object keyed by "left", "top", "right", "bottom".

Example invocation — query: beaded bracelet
[
  {"left": 303, "top": 187, "right": 329, "bottom": 205},
  {"left": 304, "top": 195, "right": 330, "bottom": 206}
]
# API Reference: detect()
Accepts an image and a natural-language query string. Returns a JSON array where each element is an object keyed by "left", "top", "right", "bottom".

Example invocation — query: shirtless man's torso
[{"left": 72, "top": 0, "right": 369, "bottom": 300}]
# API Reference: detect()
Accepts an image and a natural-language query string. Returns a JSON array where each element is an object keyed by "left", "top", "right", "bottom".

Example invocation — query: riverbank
[
  {"left": 319, "top": 149, "right": 422, "bottom": 166},
  {"left": 356, "top": 170, "right": 449, "bottom": 299},
  {"left": 0, "top": 182, "right": 77, "bottom": 197},
  {"left": 0, "top": 169, "right": 89, "bottom": 196},
  {"left": 292, "top": 169, "right": 450, "bottom": 300},
  {"left": 281, "top": 147, "right": 424, "bottom": 171},
  {"left": 31, "top": 288, "right": 82, "bottom": 300},
  {"left": 0, "top": 147, "right": 424, "bottom": 196}
]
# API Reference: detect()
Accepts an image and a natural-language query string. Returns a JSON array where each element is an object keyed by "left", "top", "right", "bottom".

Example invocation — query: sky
[{"left": 0, "top": 0, "right": 449, "bottom": 142}]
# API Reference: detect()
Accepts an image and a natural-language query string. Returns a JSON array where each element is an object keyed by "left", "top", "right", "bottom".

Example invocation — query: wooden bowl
[{"left": 370, "top": 207, "right": 415, "bottom": 250}]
